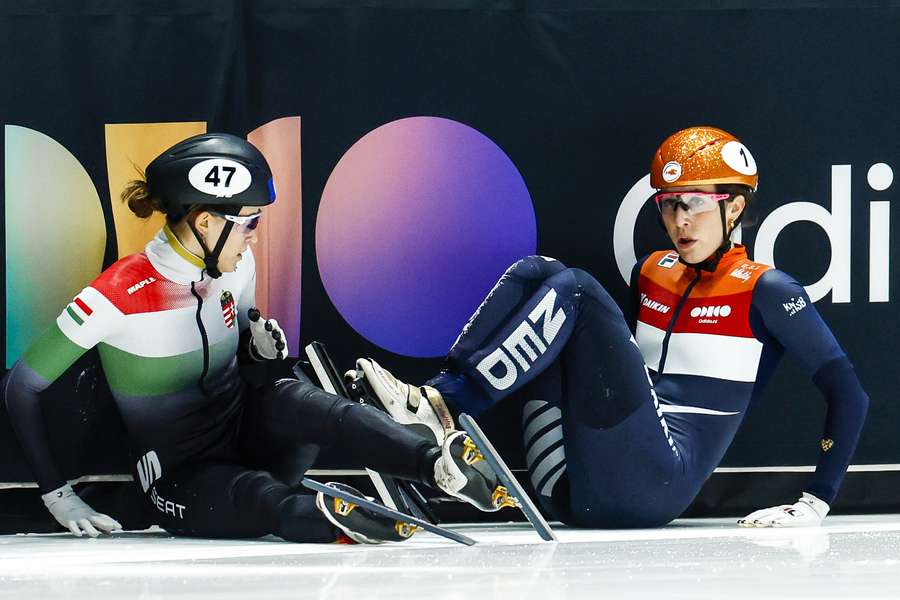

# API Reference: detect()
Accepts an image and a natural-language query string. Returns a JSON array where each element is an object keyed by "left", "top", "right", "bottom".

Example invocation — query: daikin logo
[
  {"left": 614, "top": 163, "right": 894, "bottom": 303},
  {"left": 640, "top": 293, "right": 671, "bottom": 314}
]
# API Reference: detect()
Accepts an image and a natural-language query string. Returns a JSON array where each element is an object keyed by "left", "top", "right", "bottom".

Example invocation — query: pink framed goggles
[{"left": 654, "top": 192, "right": 731, "bottom": 217}]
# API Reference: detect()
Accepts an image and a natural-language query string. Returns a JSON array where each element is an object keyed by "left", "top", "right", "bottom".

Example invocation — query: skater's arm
[
  {"left": 751, "top": 270, "right": 869, "bottom": 506},
  {"left": 2, "top": 287, "right": 123, "bottom": 535},
  {"left": 234, "top": 249, "right": 287, "bottom": 362},
  {"left": 3, "top": 325, "right": 82, "bottom": 493},
  {"left": 4, "top": 286, "right": 123, "bottom": 492}
]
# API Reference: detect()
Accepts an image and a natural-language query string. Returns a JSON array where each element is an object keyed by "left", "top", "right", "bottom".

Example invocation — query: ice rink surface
[{"left": 2, "top": 515, "right": 899, "bottom": 599}]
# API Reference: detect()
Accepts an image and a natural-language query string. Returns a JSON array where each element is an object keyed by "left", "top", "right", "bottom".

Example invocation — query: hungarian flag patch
[
  {"left": 65, "top": 296, "right": 93, "bottom": 326},
  {"left": 220, "top": 291, "right": 237, "bottom": 329}
]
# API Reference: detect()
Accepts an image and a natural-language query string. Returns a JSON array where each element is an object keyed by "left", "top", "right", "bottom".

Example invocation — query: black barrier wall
[{"left": 1, "top": 1, "right": 898, "bottom": 515}]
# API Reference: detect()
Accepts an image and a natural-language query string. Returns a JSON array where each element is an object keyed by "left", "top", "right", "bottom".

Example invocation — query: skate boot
[
  {"left": 315, "top": 482, "right": 418, "bottom": 544},
  {"left": 433, "top": 430, "right": 517, "bottom": 512},
  {"left": 346, "top": 358, "right": 454, "bottom": 443}
]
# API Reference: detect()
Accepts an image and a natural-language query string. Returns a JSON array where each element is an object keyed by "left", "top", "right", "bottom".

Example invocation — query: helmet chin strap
[
  {"left": 679, "top": 201, "right": 739, "bottom": 273},
  {"left": 187, "top": 218, "right": 235, "bottom": 280}
]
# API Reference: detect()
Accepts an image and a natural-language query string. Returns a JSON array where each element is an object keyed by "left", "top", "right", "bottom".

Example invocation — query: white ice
[{"left": 2, "top": 515, "right": 899, "bottom": 599}]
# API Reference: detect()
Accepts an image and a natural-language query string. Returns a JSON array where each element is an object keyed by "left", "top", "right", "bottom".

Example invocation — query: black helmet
[
  {"left": 146, "top": 133, "right": 275, "bottom": 218},
  {"left": 146, "top": 133, "right": 275, "bottom": 280}
]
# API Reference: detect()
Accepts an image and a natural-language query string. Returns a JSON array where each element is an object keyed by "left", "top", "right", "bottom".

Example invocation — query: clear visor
[{"left": 654, "top": 192, "right": 731, "bottom": 217}]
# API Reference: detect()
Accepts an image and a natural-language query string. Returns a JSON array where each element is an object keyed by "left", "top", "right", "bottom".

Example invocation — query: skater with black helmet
[{"left": 3, "top": 133, "right": 510, "bottom": 543}]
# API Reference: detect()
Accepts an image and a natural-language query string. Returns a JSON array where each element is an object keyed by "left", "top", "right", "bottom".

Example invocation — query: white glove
[
  {"left": 248, "top": 308, "right": 287, "bottom": 360},
  {"left": 738, "top": 493, "right": 830, "bottom": 528},
  {"left": 42, "top": 484, "right": 123, "bottom": 537}
]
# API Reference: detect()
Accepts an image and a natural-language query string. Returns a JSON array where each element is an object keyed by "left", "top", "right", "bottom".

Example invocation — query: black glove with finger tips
[{"left": 248, "top": 307, "right": 288, "bottom": 360}]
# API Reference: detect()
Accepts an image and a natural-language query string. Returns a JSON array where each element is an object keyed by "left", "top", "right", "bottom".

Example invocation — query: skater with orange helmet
[{"left": 350, "top": 126, "right": 869, "bottom": 528}]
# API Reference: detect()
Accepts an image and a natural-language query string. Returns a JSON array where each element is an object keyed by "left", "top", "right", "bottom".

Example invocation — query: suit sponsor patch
[{"left": 657, "top": 252, "right": 679, "bottom": 269}]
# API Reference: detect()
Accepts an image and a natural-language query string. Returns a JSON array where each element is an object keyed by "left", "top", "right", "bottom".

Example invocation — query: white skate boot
[
  {"left": 347, "top": 358, "right": 513, "bottom": 512},
  {"left": 346, "top": 358, "right": 455, "bottom": 443}
]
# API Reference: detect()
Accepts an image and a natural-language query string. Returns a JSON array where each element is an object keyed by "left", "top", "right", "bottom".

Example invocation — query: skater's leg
[
  {"left": 434, "top": 262, "right": 645, "bottom": 419},
  {"left": 434, "top": 260, "right": 583, "bottom": 413},
  {"left": 447, "top": 255, "right": 568, "bottom": 364},
  {"left": 141, "top": 460, "right": 338, "bottom": 543},
  {"left": 561, "top": 269, "right": 658, "bottom": 429},
  {"left": 240, "top": 372, "right": 510, "bottom": 512},
  {"left": 516, "top": 359, "right": 572, "bottom": 520},
  {"left": 240, "top": 376, "right": 437, "bottom": 483},
  {"left": 427, "top": 256, "right": 570, "bottom": 415},
  {"left": 145, "top": 459, "right": 424, "bottom": 544},
  {"left": 347, "top": 254, "right": 575, "bottom": 426},
  {"left": 496, "top": 268, "right": 683, "bottom": 527},
  {"left": 554, "top": 270, "right": 684, "bottom": 527}
]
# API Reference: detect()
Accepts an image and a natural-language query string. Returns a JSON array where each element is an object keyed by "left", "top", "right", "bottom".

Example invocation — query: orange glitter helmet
[{"left": 650, "top": 126, "right": 759, "bottom": 191}]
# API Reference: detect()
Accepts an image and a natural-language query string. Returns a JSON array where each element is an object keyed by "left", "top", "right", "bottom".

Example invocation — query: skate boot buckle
[
  {"left": 334, "top": 497, "right": 357, "bottom": 517},
  {"left": 492, "top": 485, "right": 520, "bottom": 510},
  {"left": 462, "top": 437, "right": 485, "bottom": 466},
  {"left": 395, "top": 522, "right": 420, "bottom": 538}
]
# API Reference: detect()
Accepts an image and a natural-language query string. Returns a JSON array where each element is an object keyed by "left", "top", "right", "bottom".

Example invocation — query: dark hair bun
[{"left": 122, "top": 179, "right": 163, "bottom": 218}]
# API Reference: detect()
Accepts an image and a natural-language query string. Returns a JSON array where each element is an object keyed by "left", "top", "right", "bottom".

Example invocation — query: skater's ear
[
  {"left": 717, "top": 183, "right": 756, "bottom": 228},
  {"left": 192, "top": 210, "right": 212, "bottom": 233},
  {"left": 726, "top": 194, "right": 745, "bottom": 221}
]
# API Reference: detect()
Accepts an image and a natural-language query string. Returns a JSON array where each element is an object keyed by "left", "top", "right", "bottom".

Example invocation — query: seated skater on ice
[
  {"left": 350, "top": 126, "right": 869, "bottom": 529},
  {"left": 2, "top": 133, "right": 510, "bottom": 543}
]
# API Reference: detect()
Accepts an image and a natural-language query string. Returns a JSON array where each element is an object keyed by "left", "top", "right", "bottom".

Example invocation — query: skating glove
[
  {"left": 737, "top": 492, "right": 830, "bottom": 528},
  {"left": 42, "top": 484, "right": 122, "bottom": 537},
  {"left": 248, "top": 308, "right": 287, "bottom": 360}
]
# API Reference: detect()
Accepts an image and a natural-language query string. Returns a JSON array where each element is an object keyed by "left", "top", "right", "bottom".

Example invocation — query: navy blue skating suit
[{"left": 430, "top": 248, "right": 868, "bottom": 527}]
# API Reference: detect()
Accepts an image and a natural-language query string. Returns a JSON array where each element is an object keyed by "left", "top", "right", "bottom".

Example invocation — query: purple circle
[{"left": 316, "top": 117, "right": 536, "bottom": 357}]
